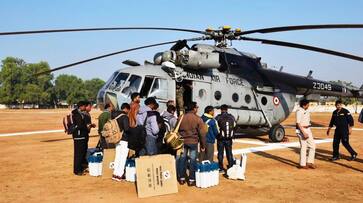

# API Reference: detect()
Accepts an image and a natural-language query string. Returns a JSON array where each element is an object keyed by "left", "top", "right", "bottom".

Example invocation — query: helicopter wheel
[{"left": 268, "top": 124, "right": 285, "bottom": 142}]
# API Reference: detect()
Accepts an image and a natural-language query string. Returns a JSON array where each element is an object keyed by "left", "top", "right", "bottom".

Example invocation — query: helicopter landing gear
[{"left": 268, "top": 124, "right": 285, "bottom": 142}]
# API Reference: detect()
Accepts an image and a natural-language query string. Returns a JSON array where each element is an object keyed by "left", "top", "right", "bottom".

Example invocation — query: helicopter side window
[
  {"left": 214, "top": 91, "right": 222, "bottom": 101},
  {"left": 121, "top": 75, "right": 142, "bottom": 96},
  {"left": 245, "top": 94, "right": 251, "bottom": 104},
  {"left": 232, "top": 93, "right": 239, "bottom": 102},
  {"left": 149, "top": 78, "right": 168, "bottom": 99},
  {"left": 140, "top": 76, "right": 154, "bottom": 98},
  {"left": 109, "top": 72, "right": 130, "bottom": 91},
  {"left": 261, "top": 96, "right": 268, "bottom": 105}
]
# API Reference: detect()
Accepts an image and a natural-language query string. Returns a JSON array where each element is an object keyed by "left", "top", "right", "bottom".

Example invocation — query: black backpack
[
  {"left": 359, "top": 109, "right": 363, "bottom": 123},
  {"left": 127, "top": 111, "right": 155, "bottom": 152},
  {"left": 63, "top": 112, "right": 77, "bottom": 135},
  {"left": 217, "top": 113, "right": 235, "bottom": 139}
]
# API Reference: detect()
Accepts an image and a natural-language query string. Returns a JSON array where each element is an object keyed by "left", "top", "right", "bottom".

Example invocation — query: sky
[{"left": 0, "top": 0, "right": 363, "bottom": 86}]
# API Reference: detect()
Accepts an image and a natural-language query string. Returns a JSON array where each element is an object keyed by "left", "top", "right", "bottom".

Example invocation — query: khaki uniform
[
  {"left": 296, "top": 107, "right": 315, "bottom": 166},
  {"left": 176, "top": 84, "right": 184, "bottom": 114}
]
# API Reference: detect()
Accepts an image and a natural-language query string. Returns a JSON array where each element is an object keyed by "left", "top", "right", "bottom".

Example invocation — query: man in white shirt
[{"left": 296, "top": 99, "right": 316, "bottom": 169}]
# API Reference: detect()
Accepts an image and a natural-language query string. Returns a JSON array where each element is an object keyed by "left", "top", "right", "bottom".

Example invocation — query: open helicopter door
[{"left": 192, "top": 81, "right": 212, "bottom": 115}]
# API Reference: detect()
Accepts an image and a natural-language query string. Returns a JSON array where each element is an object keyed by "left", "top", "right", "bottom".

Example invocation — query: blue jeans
[
  {"left": 176, "top": 144, "right": 197, "bottom": 181},
  {"left": 145, "top": 135, "right": 158, "bottom": 155},
  {"left": 217, "top": 139, "right": 234, "bottom": 169}
]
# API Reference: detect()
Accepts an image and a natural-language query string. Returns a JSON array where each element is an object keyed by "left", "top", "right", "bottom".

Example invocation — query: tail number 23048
[{"left": 312, "top": 82, "right": 332, "bottom": 91}]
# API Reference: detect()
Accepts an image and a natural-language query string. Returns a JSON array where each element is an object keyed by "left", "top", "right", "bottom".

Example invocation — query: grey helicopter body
[
  {"left": 97, "top": 42, "right": 362, "bottom": 142},
  {"left": 3, "top": 24, "right": 363, "bottom": 142}
]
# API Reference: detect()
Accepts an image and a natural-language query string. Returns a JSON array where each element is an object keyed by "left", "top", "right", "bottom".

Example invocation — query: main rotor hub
[{"left": 204, "top": 26, "right": 242, "bottom": 47}]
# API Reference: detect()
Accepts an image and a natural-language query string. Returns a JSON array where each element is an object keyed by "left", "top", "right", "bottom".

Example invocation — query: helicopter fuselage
[{"left": 97, "top": 64, "right": 296, "bottom": 137}]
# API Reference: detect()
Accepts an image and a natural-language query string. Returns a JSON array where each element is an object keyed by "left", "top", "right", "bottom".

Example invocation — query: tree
[
  {"left": 84, "top": 78, "right": 105, "bottom": 103},
  {"left": 0, "top": 57, "right": 25, "bottom": 104},
  {"left": 54, "top": 74, "right": 86, "bottom": 106},
  {"left": 0, "top": 57, "right": 54, "bottom": 106},
  {"left": 20, "top": 62, "right": 53, "bottom": 105}
]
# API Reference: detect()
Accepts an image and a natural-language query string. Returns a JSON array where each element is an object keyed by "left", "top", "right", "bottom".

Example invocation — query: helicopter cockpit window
[
  {"left": 121, "top": 75, "right": 142, "bottom": 96},
  {"left": 149, "top": 78, "right": 168, "bottom": 99},
  {"left": 140, "top": 76, "right": 154, "bottom": 98},
  {"left": 109, "top": 72, "right": 129, "bottom": 91},
  {"left": 105, "top": 71, "right": 119, "bottom": 89}
]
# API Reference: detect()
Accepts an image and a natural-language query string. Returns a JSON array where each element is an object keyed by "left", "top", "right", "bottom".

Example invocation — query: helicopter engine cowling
[
  {"left": 177, "top": 49, "right": 221, "bottom": 70},
  {"left": 154, "top": 49, "right": 221, "bottom": 70}
]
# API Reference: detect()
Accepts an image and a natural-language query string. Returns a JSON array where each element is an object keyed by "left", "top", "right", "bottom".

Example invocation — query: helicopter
[{"left": 2, "top": 24, "right": 363, "bottom": 142}]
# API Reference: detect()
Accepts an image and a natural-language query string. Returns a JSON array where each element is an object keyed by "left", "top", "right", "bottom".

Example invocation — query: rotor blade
[
  {"left": 35, "top": 37, "right": 203, "bottom": 76},
  {"left": 239, "top": 24, "right": 363, "bottom": 35},
  {"left": 0, "top": 27, "right": 206, "bottom": 36},
  {"left": 240, "top": 37, "right": 363, "bottom": 62}
]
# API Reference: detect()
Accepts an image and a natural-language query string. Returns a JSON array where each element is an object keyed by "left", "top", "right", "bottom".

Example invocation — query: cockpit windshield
[
  {"left": 108, "top": 72, "right": 130, "bottom": 91},
  {"left": 121, "top": 75, "right": 142, "bottom": 96}
]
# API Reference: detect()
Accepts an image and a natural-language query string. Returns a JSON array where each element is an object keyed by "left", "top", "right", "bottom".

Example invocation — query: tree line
[{"left": 0, "top": 57, "right": 105, "bottom": 108}]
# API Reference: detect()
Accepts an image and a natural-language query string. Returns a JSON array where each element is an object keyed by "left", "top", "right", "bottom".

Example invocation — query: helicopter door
[{"left": 192, "top": 81, "right": 211, "bottom": 115}]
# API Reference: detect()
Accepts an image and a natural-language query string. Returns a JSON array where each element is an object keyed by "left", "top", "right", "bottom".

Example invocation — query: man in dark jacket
[
  {"left": 82, "top": 101, "right": 96, "bottom": 170},
  {"left": 327, "top": 100, "right": 357, "bottom": 161},
  {"left": 112, "top": 103, "right": 131, "bottom": 181},
  {"left": 215, "top": 104, "right": 236, "bottom": 172},
  {"left": 72, "top": 101, "right": 89, "bottom": 176},
  {"left": 200, "top": 106, "right": 219, "bottom": 162},
  {"left": 177, "top": 102, "right": 207, "bottom": 186}
]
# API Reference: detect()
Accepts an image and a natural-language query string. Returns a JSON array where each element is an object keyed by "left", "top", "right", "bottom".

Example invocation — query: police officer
[
  {"left": 296, "top": 99, "right": 316, "bottom": 169},
  {"left": 327, "top": 100, "right": 357, "bottom": 161}
]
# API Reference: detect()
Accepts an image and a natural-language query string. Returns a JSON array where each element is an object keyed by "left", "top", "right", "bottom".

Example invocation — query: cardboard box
[
  {"left": 136, "top": 154, "right": 178, "bottom": 198},
  {"left": 101, "top": 148, "right": 115, "bottom": 179}
]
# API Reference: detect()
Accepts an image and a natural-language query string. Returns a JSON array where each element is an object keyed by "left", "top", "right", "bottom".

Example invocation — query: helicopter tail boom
[{"left": 260, "top": 68, "right": 362, "bottom": 99}]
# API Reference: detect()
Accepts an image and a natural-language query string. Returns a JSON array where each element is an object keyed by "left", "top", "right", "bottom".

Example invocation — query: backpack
[
  {"left": 217, "top": 113, "right": 235, "bottom": 139},
  {"left": 127, "top": 112, "right": 152, "bottom": 151},
  {"left": 359, "top": 109, "right": 363, "bottom": 123},
  {"left": 63, "top": 112, "right": 76, "bottom": 135},
  {"left": 101, "top": 113, "right": 125, "bottom": 144}
]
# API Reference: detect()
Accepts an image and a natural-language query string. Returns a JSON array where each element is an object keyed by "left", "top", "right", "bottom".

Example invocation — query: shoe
[
  {"left": 219, "top": 168, "right": 225, "bottom": 173},
  {"left": 75, "top": 172, "right": 86, "bottom": 176},
  {"left": 297, "top": 165, "right": 309, "bottom": 169},
  {"left": 331, "top": 157, "right": 340, "bottom": 161},
  {"left": 178, "top": 179, "right": 186, "bottom": 185},
  {"left": 187, "top": 180, "right": 196, "bottom": 187},
  {"left": 348, "top": 154, "right": 357, "bottom": 161},
  {"left": 307, "top": 163, "right": 317, "bottom": 169},
  {"left": 112, "top": 175, "right": 122, "bottom": 182}
]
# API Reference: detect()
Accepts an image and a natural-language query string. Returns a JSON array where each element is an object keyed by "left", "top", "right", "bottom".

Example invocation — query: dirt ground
[{"left": 0, "top": 109, "right": 363, "bottom": 203}]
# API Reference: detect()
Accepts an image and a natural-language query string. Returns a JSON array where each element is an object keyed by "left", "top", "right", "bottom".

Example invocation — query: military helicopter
[{"left": 2, "top": 24, "right": 363, "bottom": 142}]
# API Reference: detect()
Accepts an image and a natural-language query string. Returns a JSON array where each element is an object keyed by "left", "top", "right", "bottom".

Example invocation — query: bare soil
[{"left": 0, "top": 109, "right": 362, "bottom": 203}]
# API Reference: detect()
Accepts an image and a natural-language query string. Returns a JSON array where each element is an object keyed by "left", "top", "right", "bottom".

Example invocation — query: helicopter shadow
[
  {"left": 41, "top": 134, "right": 99, "bottom": 143},
  {"left": 290, "top": 147, "right": 363, "bottom": 173},
  {"left": 253, "top": 146, "right": 363, "bottom": 173},
  {"left": 283, "top": 121, "right": 326, "bottom": 128}
]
